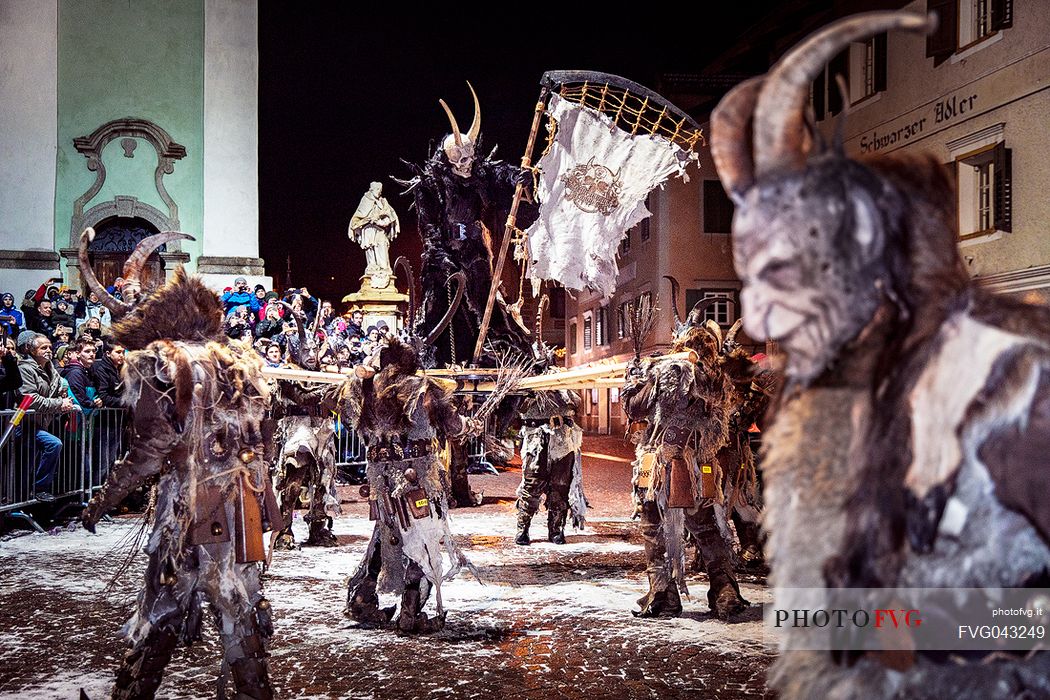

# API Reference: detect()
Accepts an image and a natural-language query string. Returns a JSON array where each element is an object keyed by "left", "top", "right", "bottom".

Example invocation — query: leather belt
[
  {"left": 521, "top": 416, "right": 575, "bottom": 429},
  {"left": 366, "top": 439, "right": 432, "bottom": 462}
]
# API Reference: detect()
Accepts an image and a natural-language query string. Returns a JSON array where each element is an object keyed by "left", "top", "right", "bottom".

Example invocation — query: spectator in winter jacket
[
  {"left": 1, "top": 292, "right": 24, "bottom": 336},
  {"left": 90, "top": 339, "right": 125, "bottom": 408},
  {"left": 30, "top": 299, "right": 59, "bottom": 339},
  {"left": 51, "top": 300, "right": 76, "bottom": 332},
  {"left": 76, "top": 290, "right": 112, "bottom": 330},
  {"left": 16, "top": 331, "right": 76, "bottom": 501},
  {"left": 60, "top": 338, "right": 102, "bottom": 410},
  {"left": 220, "top": 276, "right": 262, "bottom": 315},
  {"left": 254, "top": 303, "right": 284, "bottom": 341}
]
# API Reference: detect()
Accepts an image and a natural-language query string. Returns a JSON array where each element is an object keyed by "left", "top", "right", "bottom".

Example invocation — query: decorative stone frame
[{"left": 61, "top": 117, "right": 191, "bottom": 286}]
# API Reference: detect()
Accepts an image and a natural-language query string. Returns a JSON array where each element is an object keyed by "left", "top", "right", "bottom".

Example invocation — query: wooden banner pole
[{"left": 471, "top": 85, "right": 550, "bottom": 364}]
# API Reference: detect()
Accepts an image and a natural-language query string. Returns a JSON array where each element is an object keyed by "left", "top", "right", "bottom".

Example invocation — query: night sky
[{"left": 258, "top": 5, "right": 780, "bottom": 303}]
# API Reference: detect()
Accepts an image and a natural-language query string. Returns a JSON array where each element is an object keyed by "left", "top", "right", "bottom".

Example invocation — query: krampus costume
[
  {"left": 621, "top": 302, "right": 749, "bottom": 619},
  {"left": 270, "top": 378, "right": 340, "bottom": 549},
  {"left": 515, "top": 390, "right": 586, "bottom": 545},
  {"left": 271, "top": 305, "right": 340, "bottom": 549},
  {"left": 712, "top": 11, "right": 1050, "bottom": 698},
  {"left": 515, "top": 301, "right": 587, "bottom": 545},
  {"left": 396, "top": 82, "right": 535, "bottom": 367},
  {"left": 666, "top": 277, "right": 771, "bottom": 568},
  {"left": 341, "top": 275, "right": 481, "bottom": 633},
  {"left": 78, "top": 229, "right": 280, "bottom": 699}
]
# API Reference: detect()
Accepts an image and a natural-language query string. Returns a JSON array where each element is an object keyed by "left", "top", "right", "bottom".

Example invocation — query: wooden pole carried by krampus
[{"left": 471, "top": 86, "right": 550, "bottom": 364}]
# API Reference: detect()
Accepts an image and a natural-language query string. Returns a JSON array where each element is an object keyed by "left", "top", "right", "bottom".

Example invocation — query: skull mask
[
  {"left": 439, "top": 81, "right": 482, "bottom": 179},
  {"left": 710, "top": 12, "right": 932, "bottom": 386}
]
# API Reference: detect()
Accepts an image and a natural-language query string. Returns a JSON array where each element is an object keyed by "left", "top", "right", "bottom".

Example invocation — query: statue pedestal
[{"left": 342, "top": 274, "right": 409, "bottom": 332}]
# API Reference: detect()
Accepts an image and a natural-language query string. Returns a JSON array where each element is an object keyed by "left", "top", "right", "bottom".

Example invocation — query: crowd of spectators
[
  {"left": 1, "top": 272, "right": 389, "bottom": 505},
  {"left": 1, "top": 276, "right": 129, "bottom": 503},
  {"left": 217, "top": 276, "right": 391, "bottom": 372}
]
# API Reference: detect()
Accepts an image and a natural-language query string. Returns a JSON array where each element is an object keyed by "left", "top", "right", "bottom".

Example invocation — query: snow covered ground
[{"left": 0, "top": 466, "right": 776, "bottom": 699}]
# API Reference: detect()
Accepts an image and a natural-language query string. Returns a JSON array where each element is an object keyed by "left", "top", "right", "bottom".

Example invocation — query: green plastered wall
[{"left": 55, "top": 0, "right": 204, "bottom": 271}]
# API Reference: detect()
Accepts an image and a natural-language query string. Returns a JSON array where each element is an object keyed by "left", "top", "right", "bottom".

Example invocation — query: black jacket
[
  {"left": 60, "top": 361, "right": 94, "bottom": 408},
  {"left": 90, "top": 356, "right": 125, "bottom": 408}
]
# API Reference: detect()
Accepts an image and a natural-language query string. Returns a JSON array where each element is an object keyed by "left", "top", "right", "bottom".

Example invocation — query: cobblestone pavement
[{"left": 0, "top": 436, "right": 776, "bottom": 699}]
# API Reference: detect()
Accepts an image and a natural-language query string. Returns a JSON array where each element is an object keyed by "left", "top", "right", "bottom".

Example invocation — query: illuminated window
[{"left": 953, "top": 141, "right": 1012, "bottom": 239}]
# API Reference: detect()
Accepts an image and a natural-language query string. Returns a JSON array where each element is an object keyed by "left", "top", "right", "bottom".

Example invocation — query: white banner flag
[{"left": 527, "top": 94, "right": 696, "bottom": 298}]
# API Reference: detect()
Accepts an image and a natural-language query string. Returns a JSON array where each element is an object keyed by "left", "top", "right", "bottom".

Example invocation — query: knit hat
[{"left": 16, "top": 330, "right": 39, "bottom": 353}]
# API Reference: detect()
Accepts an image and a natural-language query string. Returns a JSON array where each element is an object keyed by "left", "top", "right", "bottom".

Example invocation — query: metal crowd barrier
[
  {"left": 0, "top": 407, "right": 128, "bottom": 530},
  {"left": 333, "top": 422, "right": 366, "bottom": 483},
  {"left": 2, "top": 402, "right": 487, "bottom": 529}
]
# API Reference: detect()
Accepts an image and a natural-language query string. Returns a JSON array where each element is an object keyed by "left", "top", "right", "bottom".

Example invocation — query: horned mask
[
  {"left": 710, "top": 12, "right": 935, "bottom": 385},
  {"left": 439, "top": 81, "right": 482, "bottom": 178},
  {"left": 78, "top": 227, "right": 194, "bottom": 318}
]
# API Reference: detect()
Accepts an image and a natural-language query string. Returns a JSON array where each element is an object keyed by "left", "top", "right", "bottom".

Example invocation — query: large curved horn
[
  {"left": 534, "top": 294, "right": 549, "bottom": 339},
  {"left": 78, "top": 227, "right": 131, "bottom": 316},
  {"left": 423, "top": 272, "right": 466, "bottom": 346},
  {"left": 466, "top": 80, "right": 481, "bottom": 143},
  {"left": 725, "top": 318, "right": 744, "bottom": 346},
  {"left": 663, "top": 275, "right": 683, "bottom": 327},
  {"left": 704, "top": 319, "right": 724, "bottom": 347},
  {"left": 122, "top": 231, "right": 195, "bottom": 288},
  {"left": 685, "top": 297, "right": 722, "bottom": 326},
  {"left": 753, "top": 11, "right": 934, "bottom": 176},
  {"left": 710, "top": 77, "right": 763, "bottom": 202},
  {"left": 438, "top": 98, "right": 464, "bottom": 147},
  {"left": 393, "top": 256, "right": 416, "bottom": 327}
]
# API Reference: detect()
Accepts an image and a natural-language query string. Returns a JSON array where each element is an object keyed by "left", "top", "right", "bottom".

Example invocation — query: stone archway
[
  {"left": 61, "top": 117, "right": 191, "bottom": 288},
  {"left": 84, "top": 216, "right": 169, "bottom": 291}
]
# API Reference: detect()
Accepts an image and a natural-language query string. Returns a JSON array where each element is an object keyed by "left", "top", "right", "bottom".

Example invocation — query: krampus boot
[
  {"left": 112, "top": 622, "right": 180, "bottom": 700},
  {"left": 397, "top": 585, "right": 445, "bottom": 634},
  {"left": 548, "top": 505, "right": 568, "bottom": 545},
  {"left": 515, "top": 511, "right": 532, "bottom": 546},
  {"left": 633, "top": 574, "right": 683, "bottom": 618},
  {"left": 227, "top": 627, "right": 274, "bottom": 700},
  {"left": 304, "top": 518, "right": 338, "bottom": 547}
]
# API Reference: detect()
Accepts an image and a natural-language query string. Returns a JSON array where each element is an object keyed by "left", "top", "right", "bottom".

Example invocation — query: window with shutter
[
  {"left": 955, "top": 140, "right": 1012, "bottom": 239},
  {"left": 926, "top": 0, "right": 958, "bottom": 66},
  {"left": 991, "top": 0, "right": 1013, "bottom": 30},
  {"left": 873, "top": 32, "right": 887, "bottom": 93},
  {"left": 993, "top": 142, "right": 1012, "bottom": 232},
  {"left": 568, "top": 320, "right": 577, "bottom": 355}
]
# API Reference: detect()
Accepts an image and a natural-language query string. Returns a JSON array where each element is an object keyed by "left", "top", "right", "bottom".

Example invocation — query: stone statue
[{"left": 349, "top": 181, "right": 400, "bottom": 289}]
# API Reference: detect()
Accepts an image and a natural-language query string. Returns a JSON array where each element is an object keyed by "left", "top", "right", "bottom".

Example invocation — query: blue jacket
[
  {"left": 0, "top": 306, "right": 23, "bottom": 335},
  {"left": 220, "top": 290, "right": 261, "bottom": 314}
]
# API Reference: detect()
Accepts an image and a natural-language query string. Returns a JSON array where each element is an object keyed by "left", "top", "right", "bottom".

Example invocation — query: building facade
[
  {"left": 564, "top": 0, "right": 1049, "bottom": 434},
  {"left": 0, "top": 0, "right": 264, "bottom": 295},
  {"left": 813, "top": 0, "right": 1048, "bottom": 303}
]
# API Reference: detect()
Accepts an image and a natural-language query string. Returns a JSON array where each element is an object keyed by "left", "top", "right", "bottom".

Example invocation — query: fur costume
[
  {"left": 340, "top": 338, "right": 479, "bottom": 633},
  {"left": 514, "top": 389, "right": 587, "bottom": 545},
  {"left": 621, "top": 325, "right": 748, "bottom": 619},
  {"left": 395, "top": 86, "right": 537, "bottom": 367},
  {"left": 271, "top": 379, "right": 341, "bottom": 549},
  {"left": 710, "top": 11, "right": 1050, "bottom": 698},
  {"left": 81, "top": 261, "right": 280, "bottom": 700}
]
